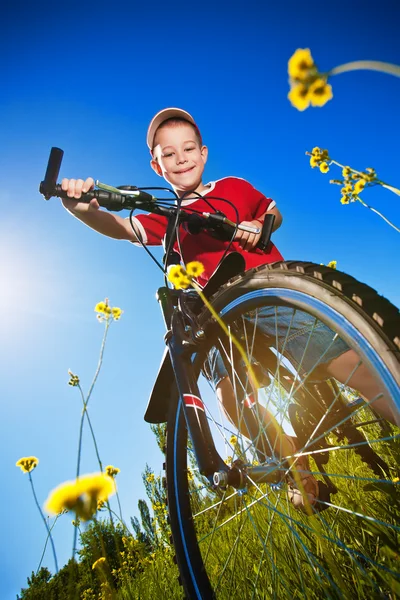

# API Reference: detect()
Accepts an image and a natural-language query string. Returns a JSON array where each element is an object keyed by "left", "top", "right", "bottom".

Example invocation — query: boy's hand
[
  {"left": 234, "top": 220, "right": 262, "bottom": 251},
  {"left": 61, "top": 177, "right": 99, "bottom": 213}
]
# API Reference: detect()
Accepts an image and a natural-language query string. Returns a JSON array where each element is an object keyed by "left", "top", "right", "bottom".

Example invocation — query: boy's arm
[{"left": 61, "top": 177, "right": 140, "bottom": 242}]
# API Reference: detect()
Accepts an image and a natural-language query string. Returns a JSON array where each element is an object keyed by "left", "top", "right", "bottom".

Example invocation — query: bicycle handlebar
[{"left": 39, "top": 147, "right": 275, "bottom": 251}]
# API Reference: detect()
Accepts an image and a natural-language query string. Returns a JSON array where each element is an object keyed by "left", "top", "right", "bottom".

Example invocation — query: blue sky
[{"left": 1, "top": 1, "right": 400, "bottom": 597}]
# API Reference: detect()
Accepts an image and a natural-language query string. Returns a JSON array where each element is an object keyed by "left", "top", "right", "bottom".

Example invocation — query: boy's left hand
[{"left": 234, "top": 220, "right": 262, "bottom": 251}]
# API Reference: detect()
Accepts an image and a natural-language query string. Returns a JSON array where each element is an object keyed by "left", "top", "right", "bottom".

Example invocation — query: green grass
[{"left": 181, "top": 421, "right": 400, "bottom": 599}]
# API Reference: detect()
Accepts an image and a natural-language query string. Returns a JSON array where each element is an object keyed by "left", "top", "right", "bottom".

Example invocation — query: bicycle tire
[{"left": 165, "top": 261, "right": 400, "bottom": 599}]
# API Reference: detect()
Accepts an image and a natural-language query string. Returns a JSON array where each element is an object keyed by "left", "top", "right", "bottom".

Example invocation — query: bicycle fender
[{"left": 144, "top": 348, "right": 173, "bottom": 423}]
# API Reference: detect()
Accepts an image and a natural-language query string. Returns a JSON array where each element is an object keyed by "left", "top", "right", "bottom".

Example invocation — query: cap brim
[{"left": 147, "top": 107, "right": 196, "bottom": 150}]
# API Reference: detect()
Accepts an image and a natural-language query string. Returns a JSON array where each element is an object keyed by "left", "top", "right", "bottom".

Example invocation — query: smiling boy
[
  {"left": 61, "top": 108, "right": 283, "bottom": 286},
  {"left": 61, "top": 108, "right": 397, "bottom": 513}
]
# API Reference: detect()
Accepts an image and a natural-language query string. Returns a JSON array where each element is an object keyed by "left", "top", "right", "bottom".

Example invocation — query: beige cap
[{"left": 147, "top": 107, "right": 199, "bottom": 151}]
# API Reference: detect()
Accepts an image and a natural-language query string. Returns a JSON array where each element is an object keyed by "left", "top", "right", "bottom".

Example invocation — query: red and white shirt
[{"left": 130, "top": 177, "right": 283, "bottom": 286}]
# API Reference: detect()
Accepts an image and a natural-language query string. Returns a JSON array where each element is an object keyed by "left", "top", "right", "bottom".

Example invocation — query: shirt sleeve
[
  {"left": 126, "top": 213, "right": 168, "bottom": 246},
  {"left": 241, "top": 179, "right": 276, "bottom": 220}
]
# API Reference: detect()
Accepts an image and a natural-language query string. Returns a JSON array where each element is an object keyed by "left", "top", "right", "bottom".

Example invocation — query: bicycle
[{"left": 41, "top": 148, "right": 400, "bottom": 599}]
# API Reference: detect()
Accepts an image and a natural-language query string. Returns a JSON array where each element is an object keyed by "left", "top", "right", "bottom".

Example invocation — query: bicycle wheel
[{"left": 165, "top": 262, "right": 400, "bottom": 600}]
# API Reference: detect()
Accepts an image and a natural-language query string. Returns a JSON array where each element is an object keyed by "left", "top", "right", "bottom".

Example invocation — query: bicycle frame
[{"left": 155, "top": 211, "right": 284, "bottom": 489}]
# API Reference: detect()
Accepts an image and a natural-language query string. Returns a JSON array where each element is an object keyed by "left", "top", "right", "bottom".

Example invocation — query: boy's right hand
[{"left": 61, "top": 177, "right": 100, "bottom": 213}]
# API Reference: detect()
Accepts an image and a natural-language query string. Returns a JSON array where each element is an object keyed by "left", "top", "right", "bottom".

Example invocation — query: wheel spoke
[{"left": 167, "top": 265, "right": 400, "bottom": 597}]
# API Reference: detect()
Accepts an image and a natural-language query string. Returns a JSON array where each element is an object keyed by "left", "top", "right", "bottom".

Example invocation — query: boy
[
  {"left": 61, "top": 108, "right": 284, "bottom": 284},
  {"left": 61, "top": 108, "right": 395, "bottom": 513}
]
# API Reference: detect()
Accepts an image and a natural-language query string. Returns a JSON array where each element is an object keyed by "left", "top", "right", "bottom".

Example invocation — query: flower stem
[
  {"left": 107, "top": 504, "right": 130, "bottom": 534},
  {"left": 36, "top": 514, "right": 60, "bottom": 574},
  {"left": 80, "top": 389, "right": 103, "bottom": 472},
  {"left": 29, "top": 472, "right": 59, "bottom": 573},
  {"left": 85, "top": 318, "right": 112, "bottom": 408},
  {"left": 330, "top": 159, "right": 400, "bottom": 195},
  {"left": 73, "top": 318, "right": 112, "bottom": 557},
  {"left": 381, "top": 183, "right": 400, "bottom": 196},
  {"left": 329, "top": 60, "right": 400, "bottom": 78},
  {"left": 355, "top": 196, "right": 400, "bottom": 233},
  {"left": 115, "top": 490, "right": 124, "bottom": 524},
  {"left": 327, "top": 159, "right": 400, "bottom": 230},
  {"left": 75, "top": 318, "right": 111, "bottom": 480}
]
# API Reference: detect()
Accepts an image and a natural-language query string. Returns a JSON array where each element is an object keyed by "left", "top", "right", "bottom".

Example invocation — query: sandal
[{"left": 285, "top": 436, "right": 319, "bottom": 515}]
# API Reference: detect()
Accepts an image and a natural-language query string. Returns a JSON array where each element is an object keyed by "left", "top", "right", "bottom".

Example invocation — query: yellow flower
[
  {"left": 146, "top": 473, "right": 155, "bottom": 483},
  {"left": 105, "top": 465, "right": 120, "bottom": 478},
  {"left": 111, "top": 307, "right": 123, "bottom": 321},
  {"left": 186, "top": 261, "right": 205, "bottom": 278},
  {"left": 354, "top": 179, "right": 366, "bottom": 194},
  {"left": 341, "top": 184, "right": 353, "bottom": 195},
  {"left": 152, "top": 501, "right": 167, "bottom": 515},
  {"left": 311, "top": 147, "right": 321, "bottom": 156},
  {"left": 319, "top": 162, "right": 329, "bottom": 174},
  {"left": 79, "top": 473, "right": 116, "bottom": 499},
  {"left": 95, "top": 302, "right": 107, "bottom": 314},
  {"left": 288, "top": 48, "right": 315, "bottom": 81},
  {"left": 45, "top": 481, "right": 85, "bottom": 516},
  {"left": 342, "top": 166, "right": 352, "bottom": 178},
  {"left": 364, "top": 167, "right": 376, "bottom": 181},
  {"left": 309, "top": 156, "right": 319, "bottom": 168},
  {"left": 393, "top": 477, "right": 399, "bottom": 483},
  {"left": 308, "top": 78, "right": 333, "bottom": 108},
  {"left": 187, "top": 468, "right": 194, "bottom": 482},
  {"left": 94, "top": 298, "right": 114, "bottom": 318},
  {"left": 171, "top": 274, "right": 191, "bottom": 290},
  {"left": 16, "top": 456, "right": 39, "bottom": 474},
  {"left": 340, "top": 196, "right": 350, "bottom": 205},
  {"left": 45, "top": 472, "right": 115, "bottom": 521},
  {"left": 327, "top": 260, "right": 337, "bottom": 269},
  {"left": 68, "top": 370, "right": 80, "bottom": 387},
  {"left": 167, "top": 265, "right": 185, "bottom": 280},
  {"left": 288, "top": 84, "right": 310, "bottom": 111},
  {"left": 230, "top": 435, "right": 238, "bottom": 446},
  {"left": 168, "top": 261, "right": 205, "bottom": 289},
  {"left": 92, "top": 557, "right": 106, "bottom": 570}
]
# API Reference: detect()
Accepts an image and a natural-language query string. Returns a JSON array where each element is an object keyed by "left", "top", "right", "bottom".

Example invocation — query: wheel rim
[{"left": 172, "top": 288, "right": 400, "bottom": 599}]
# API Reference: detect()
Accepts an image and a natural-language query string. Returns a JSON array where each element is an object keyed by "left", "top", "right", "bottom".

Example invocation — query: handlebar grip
[
  {"left": 40, "top": 147, "right": 64, "bottom": 200},
  {"left": 256, "top": 214, "right": 275, "bottom": 251},
  {"left": 52, "top": 184, "right": 129, "bottom": 211},
  {"left": 53, "top": 183, "right": 96, "bottom": 202}
]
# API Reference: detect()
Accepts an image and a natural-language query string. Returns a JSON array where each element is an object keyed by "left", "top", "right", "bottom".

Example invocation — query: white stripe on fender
[{"left": 183, "top": 394, "right": 205, "bottom": 412}]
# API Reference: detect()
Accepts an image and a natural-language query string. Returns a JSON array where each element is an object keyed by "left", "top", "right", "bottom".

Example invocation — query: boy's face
[{"left": 151, "top": 123, "right": 208, "bottom": 194}]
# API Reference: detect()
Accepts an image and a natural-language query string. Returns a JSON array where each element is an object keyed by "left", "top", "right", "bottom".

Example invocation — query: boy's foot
[{"left": 285, "top": 436, "right": 319, "bottom": 515}]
